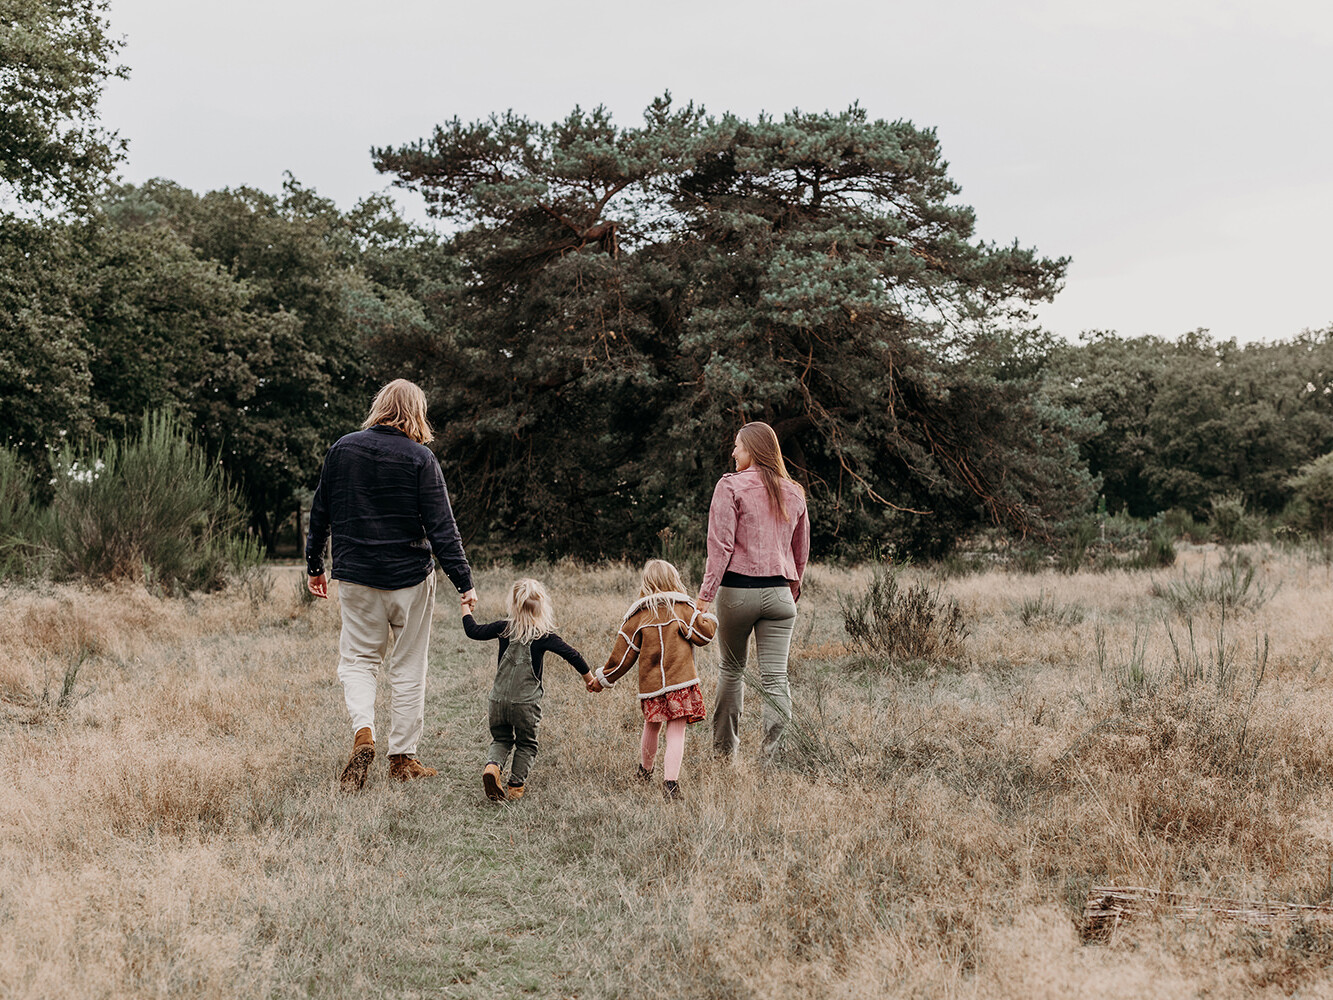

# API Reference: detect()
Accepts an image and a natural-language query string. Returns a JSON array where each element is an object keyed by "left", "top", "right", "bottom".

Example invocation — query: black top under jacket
[{"left": 462, "top": 615, "right": 590, "bottom": 682}]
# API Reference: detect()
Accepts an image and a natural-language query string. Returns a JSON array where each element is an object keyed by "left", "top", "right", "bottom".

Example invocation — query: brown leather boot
[
  {"left": 482, "top": 762, "right": 506, "bottom": 801},
  {"left": 505, "top": 782, "right": 526, "bottom": 802},
  {"left": 340, "top": 727, "right": 374, "bottom": 792},
  {"left": 389, "top": 754, "right": 438, "bottom": 782}
]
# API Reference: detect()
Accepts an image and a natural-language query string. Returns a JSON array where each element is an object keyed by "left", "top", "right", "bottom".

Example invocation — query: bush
[
  {"left": 1125, "top": 517, "right": 1177, "bottom": 569},
  {"left": 1016, "top": 590, "right": 1085, "bottom": 627},
  {"left": 1208, "top": 492, "right": 1261, "bottom": 544},
  {"left": 840, "top": 562, "right": 969, "bottom": 670},
  {"left": 1150, "top": 551, "right": 1277, "bottom": 616},
  {"left": 1161, "top": 507, "right": 1210, "bottom": 544},
  {"left": 48, "top": 411, "right": 263, "bottom": 591},
  {"left": 0, "top": 446, "right": 48, "bottom": 580}
]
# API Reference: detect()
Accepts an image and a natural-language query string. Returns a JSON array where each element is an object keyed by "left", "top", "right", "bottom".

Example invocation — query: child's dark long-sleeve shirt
[{"left": 462, "top": 616, "right": 590, "bottom": 685}]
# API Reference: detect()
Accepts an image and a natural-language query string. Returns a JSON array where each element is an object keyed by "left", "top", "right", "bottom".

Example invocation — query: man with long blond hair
[{"left": 307, "top": 379, "right": 478, "bottom": 790}]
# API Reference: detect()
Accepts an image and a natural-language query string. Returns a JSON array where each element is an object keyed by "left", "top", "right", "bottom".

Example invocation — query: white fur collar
[{"left": 623, "top": 591, "right": 695, "bottom": 619}]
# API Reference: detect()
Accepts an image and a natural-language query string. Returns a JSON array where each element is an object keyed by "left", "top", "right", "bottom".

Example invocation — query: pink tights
[{"left": 641, "top": 718, "right": 688, "bottom": 782}]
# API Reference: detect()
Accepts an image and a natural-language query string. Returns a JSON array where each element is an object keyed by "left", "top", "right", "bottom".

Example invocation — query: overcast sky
[{"left": 99, "top": 0, "right": 1332, "bottom": 345}]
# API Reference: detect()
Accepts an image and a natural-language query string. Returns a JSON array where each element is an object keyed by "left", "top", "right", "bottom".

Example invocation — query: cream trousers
[{"left": 336, "top": 574, "right": 436, "bottom": 756}]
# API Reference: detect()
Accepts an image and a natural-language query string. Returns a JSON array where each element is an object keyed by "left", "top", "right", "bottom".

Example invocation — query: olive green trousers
[{"left": 712, "top": 585, "right": 797, "bottom": 757}]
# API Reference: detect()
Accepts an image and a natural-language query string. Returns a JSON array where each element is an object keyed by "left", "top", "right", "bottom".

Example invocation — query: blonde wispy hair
[
  {"left": 362, "top": 379, "right": 433, "bottom": 445},
  {"left": 635, "top": 559, "right": 689, "bottom": 614},
  {"left": 504, "top": 578, "right": 555, "bottom": 644}
]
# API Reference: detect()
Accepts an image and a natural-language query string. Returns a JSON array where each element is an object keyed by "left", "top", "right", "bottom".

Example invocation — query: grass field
[{"left": 5, "top": 546, "right": 1333, "bottom": 998}]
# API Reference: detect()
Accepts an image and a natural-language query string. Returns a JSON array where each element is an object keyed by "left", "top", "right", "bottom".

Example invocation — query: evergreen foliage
[
  {"left": 373, "top": 96, "right": 1089, "bottom": 558},
  {"left": 47, "top": 411, "right": 262, "bottom": 590}
]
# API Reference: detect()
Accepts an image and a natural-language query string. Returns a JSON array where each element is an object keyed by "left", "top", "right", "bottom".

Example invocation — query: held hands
[
  {"left": 585, "top": 674, "right": 603, "bottom": 693},
  {"left": 307, "top": 573, "right": 328, "bottom": 599},
  {"left": 460, "top": 589, "right": 478, "bottom": 616},
  {"left": 696, "top": 597, "right": 711, "bottom": 615}
]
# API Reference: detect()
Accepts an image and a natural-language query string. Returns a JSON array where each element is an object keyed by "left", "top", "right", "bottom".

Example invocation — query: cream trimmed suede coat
[{"left": 595, "top": 592, "right": 718, "bottom": 699}]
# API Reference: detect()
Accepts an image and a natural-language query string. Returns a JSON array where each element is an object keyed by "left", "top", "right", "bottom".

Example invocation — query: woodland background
[{"left": 5, "top": 3, "right": 1333, "bottom": 575}]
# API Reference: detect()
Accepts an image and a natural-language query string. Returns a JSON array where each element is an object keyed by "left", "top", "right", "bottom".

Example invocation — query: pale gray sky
[{"left": 100, "top": 0, "right": 1333, "bottom": 344}]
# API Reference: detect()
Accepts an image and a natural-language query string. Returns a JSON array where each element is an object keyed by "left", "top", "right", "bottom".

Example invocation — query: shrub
[
  {"left": 0, "top": 446, "right": 48, "bottom": 580},
  {"left": 1125, "top": 518, "right": 1177, "bottom": 569},
  {"left": 48, "top": 411, "right": 263, "bottom": 591},
  {"left": 840, "top": 562, "right": 969, "bottom": 669},
  {"left": 1161, "top": 507, "right": 1210, "bottom": 544},
  {"left": 1016, "top": 590, "right": 1085, "bottom": 627},
  {"left": 1208, "top": 491, "right": 1261, "bottom": 544},
  {"left": 1150, "top": 551, "right": 1277, "bottom": 616},
  {"left": 1056, "top": 517, "right": 1099, "bottom": 573}
]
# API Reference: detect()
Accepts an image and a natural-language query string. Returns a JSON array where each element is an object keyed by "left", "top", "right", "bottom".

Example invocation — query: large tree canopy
[
  {"left": 373, "top": 97, "right": 1089, "bottom": 557},
  {"left": 0, "top": 0, "right": 126, "bottom": 211}
]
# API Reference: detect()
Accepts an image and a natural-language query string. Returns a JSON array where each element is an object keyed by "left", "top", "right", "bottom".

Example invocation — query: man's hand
[
  {"left": 585, "top": 675, "right": 603, "bottom": 693},
  {"left": 308, "top": 573, "right": 328, "bottom": 599},
  {"left": 460, "top": 588, "right": 478, "bottom": 616}
]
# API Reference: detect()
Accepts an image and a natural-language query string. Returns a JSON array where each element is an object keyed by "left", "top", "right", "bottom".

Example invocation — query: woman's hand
[
  {"left": 789, "top": 580, "right": 801, "bottom": 603},
  {"left": 460, "top": 589, "right": 478, "bottom": 615},
  {"left": 696, "top": 597, "right": 711, "bottom": 614},
  {"left": 585, "top": 675, "right": 603, "bottom": 693}
]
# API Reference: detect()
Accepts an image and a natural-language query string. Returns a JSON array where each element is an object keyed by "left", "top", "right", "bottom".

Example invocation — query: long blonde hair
[
  {"left": 504, "top": 578, "right": 555, "bottom": 644},
  {"left": 635, "top": 559, "right": 688, "bottom": 614},
  {"left": 737, "top": 421, "right": 803, "bottom": 521},
  {"left": 362, "top": 379, "right": 433, "bottom": 445}
]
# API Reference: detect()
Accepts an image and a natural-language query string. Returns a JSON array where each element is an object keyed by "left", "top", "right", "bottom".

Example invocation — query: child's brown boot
[
  {"left": 482, "top": 762, "right": 506, "bottom": 801},
  {"left": 389, "top": 754, "right": 438, "bottom": 782},
  {"left": 506, "top": 782, "right": 526, "bottom": 802},
  {"left": 340, "top": 727, "right": 375, "bottom": 792}
]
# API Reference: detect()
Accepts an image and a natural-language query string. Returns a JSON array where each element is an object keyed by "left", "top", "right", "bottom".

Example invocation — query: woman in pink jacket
[{"left": 697, "top": 421, "right": 810, "bottom": 758}]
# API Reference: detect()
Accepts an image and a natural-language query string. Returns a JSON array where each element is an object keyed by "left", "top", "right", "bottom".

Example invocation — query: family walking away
[
  {"left": 464, "top": 578, "right": 590, "bottom": 802},
  {"left": 591, "top": 559, "right": 718, "bottom": 800},
  {"left": 307, "top": 378, "right": 809, "bottom": 796},
  {"left": 306, "top": 379, "right": 477, "bottom": 791}
]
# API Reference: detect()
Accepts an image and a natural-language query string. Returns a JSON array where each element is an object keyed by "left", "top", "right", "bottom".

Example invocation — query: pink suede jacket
[{"left": 699, "top": 470, "right": 810, "bottom": 602}]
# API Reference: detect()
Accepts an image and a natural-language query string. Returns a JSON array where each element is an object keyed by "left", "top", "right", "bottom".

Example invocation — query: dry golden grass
[{"left": 5, "top": 546, "right": 1333, "bottom": 997}]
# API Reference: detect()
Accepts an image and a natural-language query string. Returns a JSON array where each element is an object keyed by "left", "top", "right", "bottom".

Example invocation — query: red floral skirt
[{"left": 641, "top": 683, "right": 707, "bottom": 725}]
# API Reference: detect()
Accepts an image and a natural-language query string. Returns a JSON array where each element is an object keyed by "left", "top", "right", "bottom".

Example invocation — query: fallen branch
[{"left": 1083, "top": 885, "right": 1333, "bottom": 940}]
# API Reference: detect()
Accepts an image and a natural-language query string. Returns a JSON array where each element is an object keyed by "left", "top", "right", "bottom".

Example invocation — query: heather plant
[
  {"left": 47, "top": 411, "right": 262, "bottom": 591},
  {"left": 840, "top": 562, "right": 969, "bottom": 670}
]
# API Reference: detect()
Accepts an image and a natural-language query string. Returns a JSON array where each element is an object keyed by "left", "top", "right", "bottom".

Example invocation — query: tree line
[{"left": 4, "top": 3, "right": 1331, "bottom": 567}]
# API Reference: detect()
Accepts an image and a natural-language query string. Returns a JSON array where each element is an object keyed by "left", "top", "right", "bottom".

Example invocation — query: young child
[
  {"left": 591, "top": 559, "right": 717, "bottom": 800},
  {"left": 463, "top": 578, "right": 591, "bottom": 802}
]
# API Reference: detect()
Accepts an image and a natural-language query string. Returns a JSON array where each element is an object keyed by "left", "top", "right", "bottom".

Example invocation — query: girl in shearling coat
[{"left": 592, "top": 559, "right": 717, "bottom": 800}]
